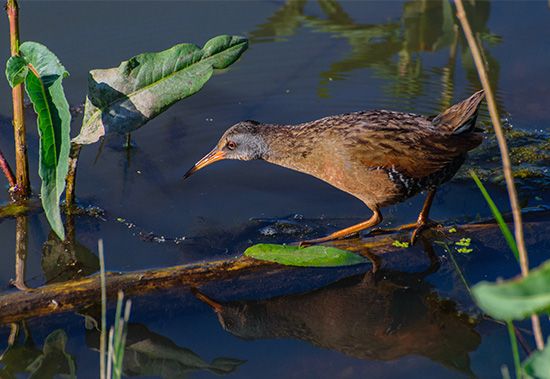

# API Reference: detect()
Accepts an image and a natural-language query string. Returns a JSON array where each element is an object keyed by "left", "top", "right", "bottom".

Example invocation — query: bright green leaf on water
[
  {"left": 244, "top": 243, "right": 367, "bottom": 267},
  {"left": 73, "top": 35, "right": 248, "bottom": 145},
  {"left": 5, "top": 42, "right": 71, "bottom": 240},
  {"left": 455, "top": 238, "right": 471, "bottom": 247},
  {"left": 523, "top": 337, "right": 550, "bottom": 379},
  {"left": 392, "top": 240, "right": 409, "bottom": 248},
  {"left": 472, "top": 260, "right": 550, "bottom": 321}
]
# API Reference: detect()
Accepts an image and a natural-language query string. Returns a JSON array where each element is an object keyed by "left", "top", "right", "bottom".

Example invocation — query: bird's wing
[{"left": 333, "top": 111, "right": 480, "bottom": 178}]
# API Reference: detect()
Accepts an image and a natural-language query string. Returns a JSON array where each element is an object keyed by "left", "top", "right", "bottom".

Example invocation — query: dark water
[{"left": 0, "top": 1, "right": 549, "bottom": 378}]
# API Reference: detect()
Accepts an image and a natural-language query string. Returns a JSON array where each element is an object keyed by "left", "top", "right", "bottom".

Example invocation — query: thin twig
[
  {"left": 0, "top": 148, "right": 16, "bottom": 189},
  {"left": 455, "top": 0, "right": 544, "bottom": 350},
  {"left": 65, "top": 143, "right": 82, "bottom": 208}
]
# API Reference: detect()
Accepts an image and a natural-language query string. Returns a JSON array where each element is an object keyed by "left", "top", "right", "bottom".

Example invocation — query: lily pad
[{"left": 244, "top": 244, "right": 367, "bottom": 267}]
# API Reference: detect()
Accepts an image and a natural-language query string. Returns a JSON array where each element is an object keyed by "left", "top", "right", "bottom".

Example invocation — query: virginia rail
[{"left": 184, "top": 90, "right": 485, "bottom": 245}]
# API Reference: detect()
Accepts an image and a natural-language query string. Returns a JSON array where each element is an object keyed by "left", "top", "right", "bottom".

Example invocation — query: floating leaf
[
  {"left": 73, "top": 35, "right": 248, "bottom": 145},
  {"left": 523, "top": 337, "right": 550, "bottom": 379},
  {"left": 455, "top": 238, "right": 471, "bottom": 247},
  {"left": 244, "top": 244, "right": 367, "bottom": 267},
  {"left": 392, "top": 240, "right": 409, "bottom": 248},
  {"left": 6, "top": 42, "right": 71, "bottom": 239},
  {"left": 472, "top": 260, "right": 550, "bottom": 321}
]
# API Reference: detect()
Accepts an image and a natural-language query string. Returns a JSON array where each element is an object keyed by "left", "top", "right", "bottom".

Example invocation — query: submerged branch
[{"left": 0, "top": 218, "right": 547, "bottom": 325}]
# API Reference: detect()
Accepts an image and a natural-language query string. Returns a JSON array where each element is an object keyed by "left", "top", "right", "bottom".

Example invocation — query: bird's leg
[
  {"left": 410, "top": 189, "right": 436, "bottom": 244},
  {"left": 299, "top": 208, "right": 382, "bottom": 246},
  {"left": 368, "top": 189, "right": 437, "bottom": 242}
]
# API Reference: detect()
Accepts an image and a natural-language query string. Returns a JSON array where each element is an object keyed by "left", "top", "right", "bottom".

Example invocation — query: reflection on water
[
  {"left": 41, "top": 215, "right": 99, "bottom": 285},
  {"left": 197, "top": 268, "right": 480, "bottom": 376},
  {"left": 0, "top": 326, "right": 75, "bottom": 379},
  {"left": 86, "top": 323, "right": 245, "bottom": 379},
  {"left": 252, "top": 0, "right": 500, "bottom": 112}
]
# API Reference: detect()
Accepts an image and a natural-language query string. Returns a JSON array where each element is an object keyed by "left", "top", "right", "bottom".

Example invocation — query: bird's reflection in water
[{"left": 196, "top": 267, "right": 480, "bottom": 376}]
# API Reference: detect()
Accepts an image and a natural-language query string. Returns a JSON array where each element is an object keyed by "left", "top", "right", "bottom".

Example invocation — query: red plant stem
[
  {"left": 6, "top": 0, "right": 30, "bottom": 199},
  {"left": 0, "top": 149, "right": 16, "bottom": 188},
  {"left": 455, "top": 0, "right": 544, "bottom": 351}
]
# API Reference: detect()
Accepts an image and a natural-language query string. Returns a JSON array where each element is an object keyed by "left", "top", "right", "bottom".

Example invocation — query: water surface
[{"left": 0, "top": 1, "right": 549, "bottom": 378}]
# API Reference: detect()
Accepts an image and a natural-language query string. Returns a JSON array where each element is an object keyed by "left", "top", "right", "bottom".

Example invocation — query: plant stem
[
  {"left": 455, "top": 0, "right": 544, "bottom": 351},
  {"left": 507, "top": 321, "right": 522, "bottom": 379},
  {"left": 6, "top": 0, "right": 30, "bottom": 200},
  {"left": 13, "top": 215, "right": 29, "bottom": 291},
  {"left": 99, "top": 239, "right": 107, "bottom": 379},
  {"left": 65, "top": 142, "right": 81, "bottom": 208},
  {"left": 0, "top": 149, "right": 16, "bottom": 189}
]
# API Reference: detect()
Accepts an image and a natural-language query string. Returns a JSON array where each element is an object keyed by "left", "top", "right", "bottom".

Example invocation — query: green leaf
[
  {"left": 5, "top": 55, "right": 28, "bottom": 87},
  {"left": 18, "top": 42, "right": 71, "bottom": 240},
  {"left": 73, "top": 35, "right": 248, "bottom": 145},
  {"left": 244, "top": 244, "right": 367, "bottom": 267},
  {"left": 523, "top": 337, "right": 550, "bottom": 379},
  {"left": 472, "top": 260, "right": 550, "bottom": 321},
  {"left": 470, "top": 170, "right": 519, "bottom": 262}
]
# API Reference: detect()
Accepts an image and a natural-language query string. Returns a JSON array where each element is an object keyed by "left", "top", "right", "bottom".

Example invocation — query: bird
[{"left": 184, "top": 90, "right": 485, "bottom": 246}]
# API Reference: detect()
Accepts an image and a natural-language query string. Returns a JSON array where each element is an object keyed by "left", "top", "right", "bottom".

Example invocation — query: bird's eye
[{"left": 227, "top": 141, "right": 237, "bottom": 150}]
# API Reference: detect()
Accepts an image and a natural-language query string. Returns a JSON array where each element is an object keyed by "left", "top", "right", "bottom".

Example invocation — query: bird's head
[{"left": 184, "top": 120, "right": 268, "bottom": 179}]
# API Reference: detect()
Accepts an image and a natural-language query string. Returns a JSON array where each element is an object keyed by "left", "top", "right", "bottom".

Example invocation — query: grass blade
[
  {"left": 507, "top": 321, "right": 521, "bottom": 379},
  {"left": 470, "top": 170, "right": 519, "bottom": 262}
]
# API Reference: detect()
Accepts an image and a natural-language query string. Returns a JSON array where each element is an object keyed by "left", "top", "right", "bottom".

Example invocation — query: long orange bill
[{"left": 183, "top": 148, "right": 226, "bottom": 179}]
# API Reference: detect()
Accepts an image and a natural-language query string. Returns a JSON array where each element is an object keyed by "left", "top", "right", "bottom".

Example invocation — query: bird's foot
[
  {"left": 410, "top": 218, "right": 437, "bottom": 245},
  {"left": 367, "top": 220, "right": 437, "bottom": 245},
  {"left": 296, "top": 232, "right": 359, "bottom": 247},
  {"left": 367, "top": 222, "right": 418, "bottom": 237}
]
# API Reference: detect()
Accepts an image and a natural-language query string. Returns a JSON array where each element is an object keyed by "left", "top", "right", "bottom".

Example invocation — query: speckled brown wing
[{"left": 332, "top": 110, "right": 482, "bottom": 179}]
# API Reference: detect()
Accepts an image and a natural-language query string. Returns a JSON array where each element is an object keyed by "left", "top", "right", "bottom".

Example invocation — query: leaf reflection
[{"left": 251, "top": 0, "right": 501, "bottom": 111}]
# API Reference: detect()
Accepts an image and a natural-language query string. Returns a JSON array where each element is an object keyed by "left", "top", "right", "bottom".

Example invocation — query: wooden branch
[
  {"left": 455, "top": 0, "right": 544, "bottom": 350},
  {"left": 0, "top": 218, "right": 547, "bottom": 325}
]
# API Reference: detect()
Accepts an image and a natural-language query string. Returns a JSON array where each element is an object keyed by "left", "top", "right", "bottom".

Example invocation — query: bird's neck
[{"left": 258, "top": 123, "right": 322, "bottom": 175}]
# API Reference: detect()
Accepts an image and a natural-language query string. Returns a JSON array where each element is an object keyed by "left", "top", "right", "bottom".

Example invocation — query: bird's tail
[{"left": 432, "top": 90, "right": 485, "bottom": 134}]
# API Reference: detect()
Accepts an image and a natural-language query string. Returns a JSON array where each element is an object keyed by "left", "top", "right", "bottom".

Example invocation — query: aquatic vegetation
[
  {"left": 244, "top": 243, "right": 367, "bottom": 267},
  {"left": 99, "top": 240, "right": 132, "bottom": 379},
  {"left": 471, "top": 171, "right": 519, "bottom": 261},
  {"left": 6, "top": 42, "right": 71, "bottom": 239},
  {"left": 392, "top": 240, "right": 410, "bottom": 248},
  {"left": 1, "top": 0, "right": 248, "bottom": 239}
]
